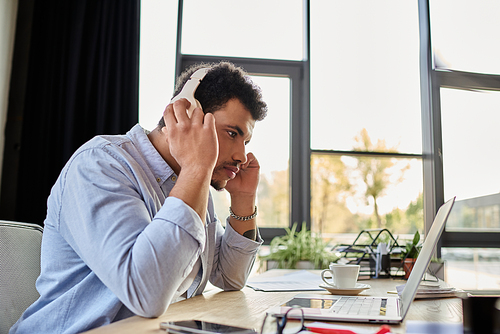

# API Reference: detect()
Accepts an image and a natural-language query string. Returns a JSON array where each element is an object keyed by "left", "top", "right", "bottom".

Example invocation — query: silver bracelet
[{"left": 229, "top": 206, "right": 257, "bottom": 221}]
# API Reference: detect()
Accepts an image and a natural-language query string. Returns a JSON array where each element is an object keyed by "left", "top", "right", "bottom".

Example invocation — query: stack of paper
[
  {"left": 246, "top": 270, "right": 324, "bottom": 292},
  {"left": 396, "top": 279, "right": 463, "bottom": 299}
]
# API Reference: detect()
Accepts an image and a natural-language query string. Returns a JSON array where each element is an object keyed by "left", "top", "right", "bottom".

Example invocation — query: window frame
[
  {"left": 419, "top": 0, "right": 500, "bottom": 250},
  {"left": 178, "top": 56, "right": 310, "bottom": 243},
  {"left": 173, "top": 1, "right": 311, "bottom": 244}
]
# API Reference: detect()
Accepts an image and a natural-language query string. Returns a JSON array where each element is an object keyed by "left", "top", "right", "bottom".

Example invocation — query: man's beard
[
  {"left": 210, "top": 178, "right": 225, "bottom": 191},
  {"left": 210, "top": 162, "right": 237, "bottom": 191}
]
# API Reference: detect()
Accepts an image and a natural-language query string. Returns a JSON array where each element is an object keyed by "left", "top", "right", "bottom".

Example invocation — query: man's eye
[{"left": 228, "top": 131, "right": 237, "bottom": 138}]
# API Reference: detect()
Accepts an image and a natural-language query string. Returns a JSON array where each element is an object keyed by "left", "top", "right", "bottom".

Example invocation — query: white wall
[{"left": 0, "top": 0, "right": 18, "bottom": 190}]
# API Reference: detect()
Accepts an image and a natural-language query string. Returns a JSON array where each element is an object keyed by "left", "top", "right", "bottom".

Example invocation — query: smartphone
[{"left": 160, "top": 320, "right": 257, "bottom": 334}]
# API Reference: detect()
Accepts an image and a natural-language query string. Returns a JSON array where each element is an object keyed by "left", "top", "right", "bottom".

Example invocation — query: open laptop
[{"left": 267, "top": 197, "right": 456, "bottom": 324}]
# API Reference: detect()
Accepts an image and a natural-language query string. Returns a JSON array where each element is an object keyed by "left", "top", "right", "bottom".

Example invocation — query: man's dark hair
[{"left": 158, "top": 61, "right": 267, "bottom": 128}]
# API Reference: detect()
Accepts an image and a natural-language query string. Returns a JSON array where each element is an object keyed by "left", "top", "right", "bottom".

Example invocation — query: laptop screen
[{"left": 399, "top": 197, "right": 455, "bottom": 318}]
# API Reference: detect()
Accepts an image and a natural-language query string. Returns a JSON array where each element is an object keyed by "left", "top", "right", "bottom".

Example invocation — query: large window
[
  {"left": 311, "top": 155, "right": 423, "bottom": 243},
  {"left": 310, "top": 1, "right": 422, "bottom": 154},
  {"left": 310, "top": 0, "right": 423, "bottom": 244},
  {"left": 430, "top": 0, "right": 500, "bottom": 75},
  {"left": 139, "top": 2, "right": 500, "bottom": 280},
  {"left": 211, "top": 75, "right": 291, "bottom": 228},
  {"left": 181, "top": 0, "right": 304, "bottom": 61},
  {"left": 441, "top": 88, "right": 500, "bottom": 222},
  {"left": 174, "top": 0, "right": 309, "bottom": 241},
  {"left": 177, "top": 55, "right": 307, "bottom": 242},
  {"left": 140, "top": 1, "right": 308, "bottom": 243},
  {"left": 425, "top": 0, "right": 500, "bottom": 289}
]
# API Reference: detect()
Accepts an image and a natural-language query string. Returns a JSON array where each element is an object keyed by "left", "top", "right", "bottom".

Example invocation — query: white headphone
[{"left": 170, "top": 68, "right": 210, "bottom": 117}]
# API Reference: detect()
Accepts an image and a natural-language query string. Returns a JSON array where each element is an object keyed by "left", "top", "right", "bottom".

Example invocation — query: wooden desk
[{"left": 83, "top": 270, "right": 462, "bottom": 334}]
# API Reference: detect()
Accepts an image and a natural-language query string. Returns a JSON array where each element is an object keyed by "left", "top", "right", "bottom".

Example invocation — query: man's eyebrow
[{"left": 227, "top": 125, "right": 244, "bottom": 137}]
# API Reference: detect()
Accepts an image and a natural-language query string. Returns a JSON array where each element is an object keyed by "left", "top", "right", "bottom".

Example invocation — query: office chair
[{"left": 0, "top": 221, "right": 43, "bottom": 334}]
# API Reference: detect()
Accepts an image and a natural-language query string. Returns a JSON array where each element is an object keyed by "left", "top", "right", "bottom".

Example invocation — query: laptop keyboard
[{"left": 332, "top": 297, "right": 388, "bottom": 316}]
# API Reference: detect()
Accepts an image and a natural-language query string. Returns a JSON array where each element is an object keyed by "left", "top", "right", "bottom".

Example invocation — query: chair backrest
[{"left": 0, "top": 221, "right": 43, "bottom": 334}]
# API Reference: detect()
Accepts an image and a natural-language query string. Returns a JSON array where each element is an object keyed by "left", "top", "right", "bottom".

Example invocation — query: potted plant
[
  {"left": 401, "top": 230, "right": 421, "bottom": 279},
  {"left": 260, "top": 222, "right": 338, "bottom": 270}
]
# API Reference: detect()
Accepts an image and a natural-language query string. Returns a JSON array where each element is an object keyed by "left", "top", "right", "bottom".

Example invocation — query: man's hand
[
  {"left": 224, "top": 152, "right": 260, "bottom": 198},
  {"left": 163, "top": 99, "right": 218, "bottom": 173},
  {"left": 225, "top": 153, "right": 260, "bottom": 239},
  {"left": 163, "top": 99, "right": 218, "bottom": 221}
]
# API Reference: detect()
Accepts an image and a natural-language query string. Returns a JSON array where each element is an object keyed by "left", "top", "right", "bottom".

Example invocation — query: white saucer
[{"left": 319, "top": 283, "right": 371, "bottom": 295}]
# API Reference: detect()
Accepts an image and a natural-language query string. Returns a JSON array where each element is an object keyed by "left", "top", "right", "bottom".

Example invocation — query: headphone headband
[{"left": 170, "top": 67, "right": 210, "bottom": 117}]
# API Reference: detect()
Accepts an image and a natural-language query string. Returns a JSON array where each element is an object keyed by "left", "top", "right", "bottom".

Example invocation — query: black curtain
[{"left": 13, "top": 0, "right": 140, "bottom": 225}]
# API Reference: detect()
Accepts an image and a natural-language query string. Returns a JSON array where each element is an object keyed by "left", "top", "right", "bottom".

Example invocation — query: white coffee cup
[{"left": 321, "top": 263, "right": 360, "bottom": 289}]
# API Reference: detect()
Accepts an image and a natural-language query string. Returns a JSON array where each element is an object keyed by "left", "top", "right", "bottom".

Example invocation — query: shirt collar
[{"left": 127, "top": 124, "right": 176, "bottom": 184}]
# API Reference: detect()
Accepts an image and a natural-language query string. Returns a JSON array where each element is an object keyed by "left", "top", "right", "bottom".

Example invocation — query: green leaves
[
  {"left": 262, "top": 222, "right": 338, "bottom": 269},
  {"left": 403, "top": 230, "right": 421, "bottom": 259}
]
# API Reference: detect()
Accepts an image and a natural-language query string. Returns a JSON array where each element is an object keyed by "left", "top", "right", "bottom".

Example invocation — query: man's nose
[{"left": 232, "top": 142, "right": 247, "bottom": 165}]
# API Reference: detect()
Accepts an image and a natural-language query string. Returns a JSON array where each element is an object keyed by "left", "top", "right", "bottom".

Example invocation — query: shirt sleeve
[
  {"left": 208, "top": 212, "right": 263, "bottom": 291},
  {"left": 54, "top": 147, "right": 206, "bottom": 317}
]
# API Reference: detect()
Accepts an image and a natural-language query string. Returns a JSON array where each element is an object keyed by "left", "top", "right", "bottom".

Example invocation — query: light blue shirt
[{"left": 10, "top": 124, "right": 262, "bottom": 334}]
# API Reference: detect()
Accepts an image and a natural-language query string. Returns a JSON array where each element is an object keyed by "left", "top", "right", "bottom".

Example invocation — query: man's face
[{"left": 210, "top": 98, "right": 255, "bottom": 191}]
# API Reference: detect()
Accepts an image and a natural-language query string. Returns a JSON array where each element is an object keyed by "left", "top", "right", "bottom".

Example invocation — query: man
[{"left": 10, "top": 62, "right": 268, "bottom": 333}]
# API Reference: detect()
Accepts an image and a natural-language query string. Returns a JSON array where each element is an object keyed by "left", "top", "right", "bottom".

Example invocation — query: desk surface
[{"left": 83, "top": 270, "right": 462, "bottom": 334}]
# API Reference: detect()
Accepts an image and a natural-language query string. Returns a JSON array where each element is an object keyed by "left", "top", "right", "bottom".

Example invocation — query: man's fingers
[
  {"left": 203, "top": 112, "right": 215, "bottom": 127},
  {"left": 162, "top": 104, "right": 176, "bottom": 137},
  {"left": 191, "top": 107, "right": 205, "bottom": 123},
  {"left": 171, "top": 99, "right": 192, "bottom": 122},
  {"left": 241, "top": 152, "right": 259, "bottom": 170},
  {"left": 163, "top": 103, "right": 176, "bottom": 123},
  {"left": 163, "top": 99, "right": 194, "bottom": 135}
]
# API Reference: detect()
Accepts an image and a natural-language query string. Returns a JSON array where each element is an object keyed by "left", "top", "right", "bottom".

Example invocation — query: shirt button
[
  {"left": 171, "top": 176, "right": 177, "bottom": 182},
  {"left": 156, "top": 177, "right": 161, "bottom": 183}
]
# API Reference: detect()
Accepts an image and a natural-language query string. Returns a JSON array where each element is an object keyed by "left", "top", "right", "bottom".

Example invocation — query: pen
[{"left": 307, "top": 327, "right": 357, "bottom": 334}]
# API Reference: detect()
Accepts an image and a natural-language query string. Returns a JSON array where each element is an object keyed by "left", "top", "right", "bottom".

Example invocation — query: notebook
[{"left": 266, "top": 197, "right": 456, "bottom": 324}]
